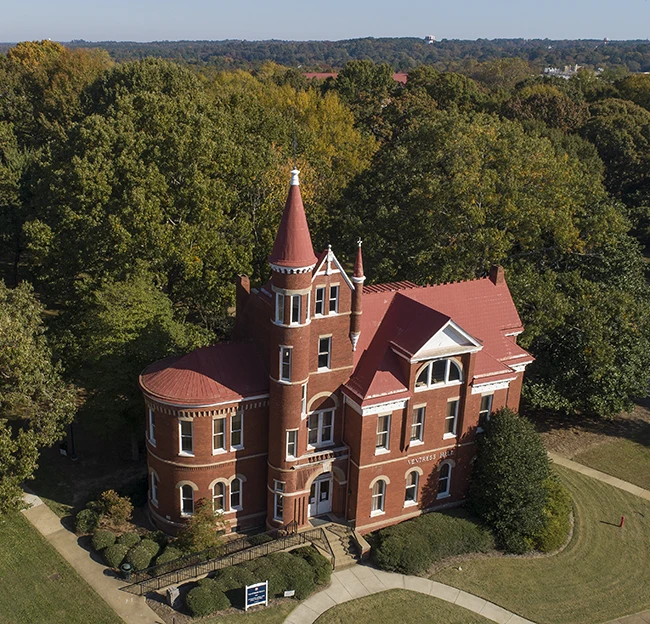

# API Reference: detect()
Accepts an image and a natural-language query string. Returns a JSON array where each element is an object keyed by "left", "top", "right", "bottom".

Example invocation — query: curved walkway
[{"left": 284, "top": 564, "right": 534, "bottom": 624}]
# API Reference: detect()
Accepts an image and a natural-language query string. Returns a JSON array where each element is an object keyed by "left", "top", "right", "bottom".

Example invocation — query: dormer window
[{"left": 415, "top": 359, "right": 462, "bottom": 390}]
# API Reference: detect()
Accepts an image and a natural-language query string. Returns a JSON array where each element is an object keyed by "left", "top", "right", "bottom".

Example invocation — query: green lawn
[
  {"left": 573, "top": 438, "right": 650, "bottom": 491},
  {"left": 432, "top": 466, "right": 650, "bottom": 624},
  {"left": 202, "top": 601, "right": 295, "bottom": 623},
  {"left": 314, "top": 590, "right": 490, "bottom": 623},
  {"left": 0, "top": 511, "right": 123, "bottom": 624}
]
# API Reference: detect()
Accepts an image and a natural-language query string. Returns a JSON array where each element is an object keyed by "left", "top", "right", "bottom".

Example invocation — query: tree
[
  {"left": 177, "top": 499, "right": 227, "bottom": 553},
  {"left": 468, "top": 408, "right": 550, "bottom": 553},
  {"left": 405, "top": 66, "right": 487, "bottom": 112},
  {"left": 0, "top": 280, "right": 75, "bottom": 512},
  {"left": 616, "top": 74, "right": 650, "bottom": 111}
]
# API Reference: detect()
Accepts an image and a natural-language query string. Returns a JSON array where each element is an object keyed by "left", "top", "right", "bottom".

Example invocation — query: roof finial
[
  {"left": 290, "top": 169, "right": 300, "bottom": 186},
  {"left": 357, "top": 237, "right": 363, "bottom": 247}
]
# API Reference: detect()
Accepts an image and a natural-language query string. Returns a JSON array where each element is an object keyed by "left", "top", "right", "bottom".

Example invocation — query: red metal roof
[
  {"left": 140, "top": 342, "right": 268, "bottom": 406},
  {"left": 269, "top": 183, "right": 318, "bottom": 269}
]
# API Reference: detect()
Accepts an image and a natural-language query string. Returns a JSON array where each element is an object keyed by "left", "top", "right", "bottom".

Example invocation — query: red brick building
[{"left": 139, "top": 170, "right": 533, "bottom": 535}]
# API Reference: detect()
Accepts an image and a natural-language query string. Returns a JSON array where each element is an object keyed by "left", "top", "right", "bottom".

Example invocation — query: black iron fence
[{"left": 121, "top": 523, "right": 332, "bottom": 596}]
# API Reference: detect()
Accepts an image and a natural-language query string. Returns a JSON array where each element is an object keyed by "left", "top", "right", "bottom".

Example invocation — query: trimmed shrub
[
  {"left": 212, "top": 565, "right": 256, "bottom": 607},
  {"left": 126, "top": 543, "right": 154, "bottom": 571},
  {"left": 91, "top": 529, "right": 116, "bottom": 552},
  {"left": 468, "top": 408, "right": 550, "bottom": 554},
  {"left": 143, "top": 530, "right": 170, "bottom": 548},
  {"left": 247, "top": 533, "right": 274, "bottom": 547},
  {"left": 268, "top": 552, "right": 315, "bottom": 599},
  {"left": 185, "top": 584, "right": 229, "bottom": 617},
  {"left": 291, "top": 546, "right": 332, "bottom": 586},
  {"left": 241, "top": 556, "right": 287, "bottom": 597},
  {"left": 155, "top": 546, "right": 183, "bottom": 566},
  {"left": 75, "top": 509, "right": 100, "bottom": 535},
  {"left": 372, "top": 524, "right": 433, "bottom": 574},
  {"left": 139, "top": 539, "right": 161, "bottom": 558},
  {"left": 104, "top": 543, "right": 129, "bottom": 569},
  {"left": 117, "top": 532, "right": 141, "bottom": 549},
  {"left": 533, "top": 477, "right": 572, "bottom": 552}
]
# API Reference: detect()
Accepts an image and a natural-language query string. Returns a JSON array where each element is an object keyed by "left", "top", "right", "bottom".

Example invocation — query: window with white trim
[
  {"left": 179, "top": 420, "right": 193, "bottom": 455},
  {"left": 478, "top": 394, "right": 493, "bottom": 431},
  {"left": 376, "top": 414, "right": 390, "bottom": 452},
  {"left": 276, "top": 292, "right": 285, "bottom": 324},
  {"left": 231, "top": 412, "right": 243, "bottom": 449},
  {"left": 273, "top": 481, "right": 285, "bottom": 521},
  {"left": 315, "top": 287, "right": 325, "bottom": 315},
  {"left": 148, "top": 409, "right": 156, "bottom": 446},
  {"left": 411, "top": 407, "right": 425, "bottom": 443},
  {"left": 286, "top": 429, "right": 298, "bottom": 459},
  {"left": 280, "top": 346, "right": 292, "bottom": 382},
  {"left": 151, "top": 473, "right": 158, "bottom": 506},
  {"left": 444, "top": 400, "right": 459, "bottom": 437},
  {"left": 329, "top": 285, "right": 339, "bottom": 313},
  {"left": 405, "top": 471, "right": 419, "bottom": 505},
  {"left": 301, "top": 382, "right": 308, "bottom": 415},
  {"left": 230, "top": 478, "right": 242, "bottom": 510},
  {"left": 307, "top": 409, "right": 334, "bottom": 447},
  {"left": 318, "top": 336, "right": 331, "bottom": 369},
  {"left": 181, "top": 484, "right": 194, "bottom": 515},
  {"left": 371, "top": 479, "right": 386, "bottom": 515},
  {"left": 213, "top": 417, "right": 226, "bottom": 453},
  {"left": 291, "top": 294, "right": 301, "bottom": 324},
  {"left": 212, "top": 482, "right": 225, "bottom": 512},
  {"left": 437, "top": 463, "right": 452, "bottom": 498},
  {"left": 415, "top": 359, "right": 462, "bottom": 390}
]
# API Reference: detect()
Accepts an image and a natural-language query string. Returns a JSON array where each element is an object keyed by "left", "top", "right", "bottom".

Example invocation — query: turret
[{"left": 350, "top": 239, "right": 365, "bottom": 351}]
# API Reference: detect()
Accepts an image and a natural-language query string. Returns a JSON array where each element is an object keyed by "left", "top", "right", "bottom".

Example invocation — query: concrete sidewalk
[
  {"left": 21, "top": 494, "right": 161, "bottom": 624},
  {"left": 284, "top": 564, "right": 535, "bottom": 624}
]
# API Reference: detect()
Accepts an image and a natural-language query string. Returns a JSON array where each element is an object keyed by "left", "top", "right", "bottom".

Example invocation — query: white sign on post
[{"left": 245, "top": 580, "right": 268, "bottom": 611}]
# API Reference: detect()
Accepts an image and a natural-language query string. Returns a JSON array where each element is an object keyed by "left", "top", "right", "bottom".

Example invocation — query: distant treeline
[{"left": 2, "top": 37, "right": 650, "bottom": 72}]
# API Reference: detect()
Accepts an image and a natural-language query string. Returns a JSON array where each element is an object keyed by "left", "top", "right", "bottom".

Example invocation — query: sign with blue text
[{"left": 245, "top": 581, "right": 268, "bottom": 611}]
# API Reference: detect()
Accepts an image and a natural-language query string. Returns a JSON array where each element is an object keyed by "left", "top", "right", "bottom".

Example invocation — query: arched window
[
  {"left": 150, "top": 472, "right": 159, "bottom": 506},
  {"left": 180, "top": 484, "right": 194, "bottom": 515},
  {"left": 371, "top": 479, "right": 386, "bottom": 515},
  {"left": 230, "top": 478, "right": 242, "bottom": 510},
  {"left": 212, "top": 483, "right": 225, "bottom": 512},
  {"left": 405, "top": 471, "right": 419, "bottom": 505},
  {"left": 437, "top": 463, "right": 452, "bottom": 499},
  {"left": 415, "top": 359, "right": 462, "bottom": 390}
]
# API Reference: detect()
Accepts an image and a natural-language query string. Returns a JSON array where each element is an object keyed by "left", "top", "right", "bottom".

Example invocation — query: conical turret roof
[{"left": 269, "top": 170, "right": 318, "bottom": 269}]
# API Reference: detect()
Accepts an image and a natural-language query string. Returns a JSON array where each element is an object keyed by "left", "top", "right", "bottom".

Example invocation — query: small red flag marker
[{"left": 620, "top": 515, "right": 625, "bottom": 528}]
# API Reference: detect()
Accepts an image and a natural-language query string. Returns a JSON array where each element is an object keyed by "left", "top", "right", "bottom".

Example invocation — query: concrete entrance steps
[{"left": 322, "top": 524, "right": 360, "bottom": 570}]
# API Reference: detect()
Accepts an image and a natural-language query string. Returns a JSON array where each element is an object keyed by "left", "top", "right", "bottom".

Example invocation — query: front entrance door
[{"left": 308, "top": 474, "right": 332, "bottom": 517}]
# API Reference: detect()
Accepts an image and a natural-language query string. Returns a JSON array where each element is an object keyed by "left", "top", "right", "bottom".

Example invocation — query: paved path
[
  {"left": 21, "top": 493, "right": 161, "bottom": 624},
  {"left": 284, "top": 564, "right": 535, "bottom": 624},
  {"left": 549, "top": 452, "right": 650, "bottom": 501}
]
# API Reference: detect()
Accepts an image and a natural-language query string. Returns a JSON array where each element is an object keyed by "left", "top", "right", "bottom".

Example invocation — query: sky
[{"left": 1, "top": 0, "right": 649, "bottom": 43}]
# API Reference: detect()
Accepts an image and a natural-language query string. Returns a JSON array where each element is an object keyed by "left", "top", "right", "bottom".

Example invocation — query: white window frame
[
  {"left": 290, "top": 294, "right": 301, "bottom": 325},
  {"left": 477, "top": 394, "right": 494, "bottom": 433},
  {"left": 301, "top": 382, "right": 308, "bottom": 415},
  {"left": 315, "top": 287, "right": 325, "bottom": 316},
  {"left": 230, "top": 477, "right": 243, "bottom": 511},
  {"left": 273, "top": 480, "right": 285, "bottom": 521},
  {"left": 180, "top": 484, "right": 194, "bottom": 516},
  {"left": 318, "top": 336, "right": 331, "bottom": 370},
  {"left": 231, "top": 412, "right": 244, "bottom": 450},
  {"left": 286, "top": 429, "right": 298, "bottom": 459},
  {"left": 415, "top": 358, "right": 463, "bottom": 391},
  {"left": 212, "top": 416, "right": 226, "bottom": 454},
  {"left": 329, "top": 284, "right": 339, "bottom": 313},
  {"left": 437, "top": 462, "right": 452, "bottom": 499},
  {"left": 276, "top": 292, "right": 285, "bottom": 324},
  {"left": 411, "top": 406, "right": 425, "bottom": 445},
  {"left": 212, "top": 482, "right": 225, "bottom": 512},
  {"left": 405, "top": 471, "right": 419, "bottom": 507},
  {"left": 179, "top": 419, "right": 194, "bottom": 456},
  {"left": 148, "top": 408, "right": 156, "bottom": 446},
  {"left": 376, "top": 414, "right": 391, "bottom": 454},
  {"left": 150, "top": 472, "right": 159, "bottom": 507},
  {"left": 307, "top": 409, "right": 334, "bottom": 448},
  {"left": 371, "top": 479, "right": 386, "bottom": 516},
  {"left": 444, "top": 399, "right": 459, "bottom": 439},
  {"left": 280, "top": 346, "right": 292, "bottom": 382}
]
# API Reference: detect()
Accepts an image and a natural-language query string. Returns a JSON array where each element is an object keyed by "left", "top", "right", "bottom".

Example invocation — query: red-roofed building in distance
[{"left": 140, "top": 169, "right": 533, "bottom": 535}]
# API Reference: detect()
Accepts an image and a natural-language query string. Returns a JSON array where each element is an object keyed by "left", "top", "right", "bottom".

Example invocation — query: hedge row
[
  {"left": 371, "top": 511, "right": 495, "bottom": 575},
  {"left": 185, "top": 547, "right": 331, "bottom": 617}
]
